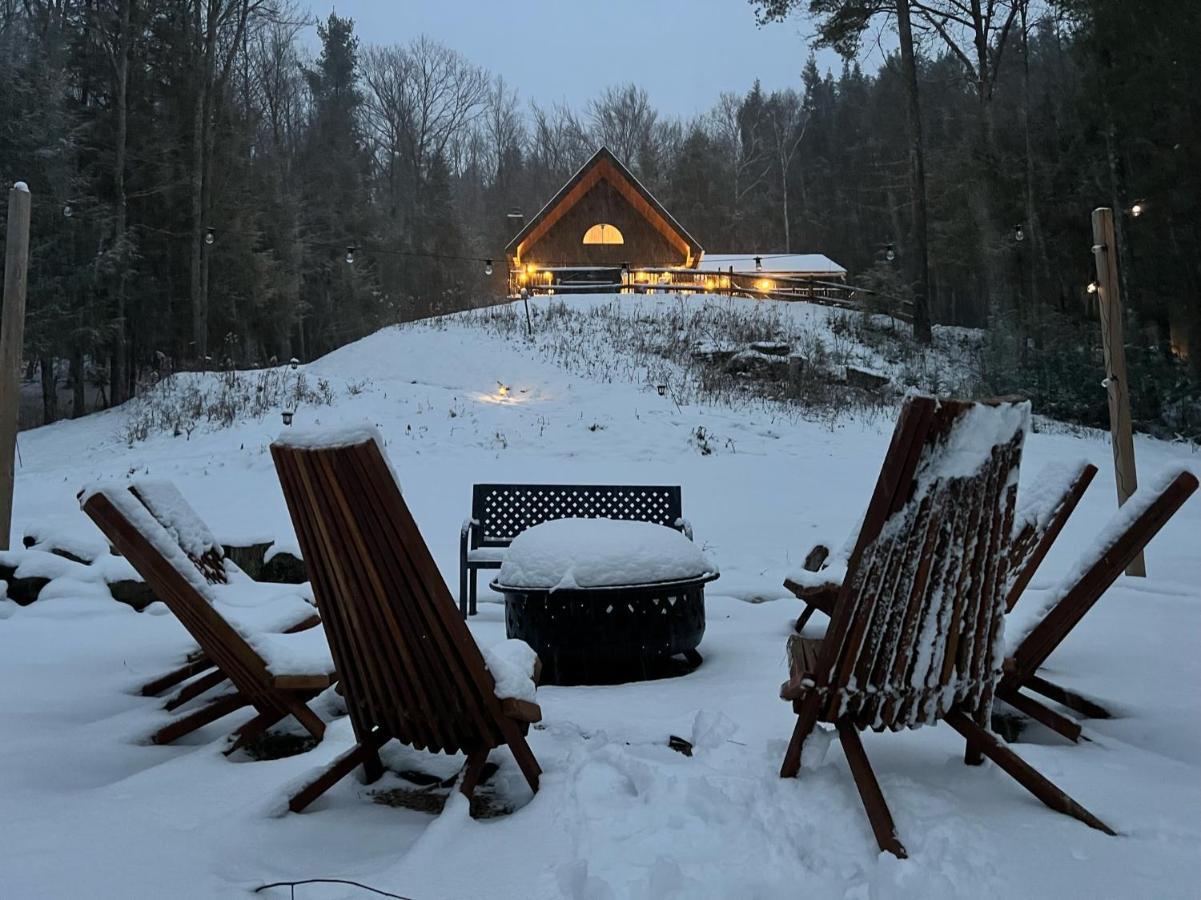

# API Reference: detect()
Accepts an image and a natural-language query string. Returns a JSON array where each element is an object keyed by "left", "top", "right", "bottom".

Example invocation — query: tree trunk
[
  {"left": 70, "top": 351, "right": 86, "bottom": 419},
  {"left": 110, "top": 0, "right": 132, "bottom": 403},
  {"left": 40, "top": 357, "right": 58, "bottom": 425},
  {"left": 896, "top": 0, "right": 932, "bottom": 344}
]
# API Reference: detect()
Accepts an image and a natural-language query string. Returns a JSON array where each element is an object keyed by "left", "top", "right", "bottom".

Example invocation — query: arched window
[{"left": 582, "top": 223, "right": 624, "bottom": 245}]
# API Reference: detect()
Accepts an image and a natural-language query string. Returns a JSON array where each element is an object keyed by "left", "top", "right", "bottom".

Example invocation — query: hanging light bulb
[
  {"left": 62, "top": 204, "right": 73, "bottom": 218},
  {"left": 1014, "top": 223, "right": 1025, "bottom": 242},
  {"left": 484, "top": 259, "right": 493, "bottom": 276},
  {"left": 885, "top": 244, "right": 897, "bottom": 262},
  {"left": 204, "top": 228, "right": 215, "bottom": 245},
  {"left": 345, "top": 246, "right": 356, "bottom": 265},
  {"left": 754, "top": 256, "right": 763, "bottom": 272},
  {"left": 1086, "top": 281, "right": 1099, "bottom": 294},
  {"left": 1129, "top": 200, "right": 1146, "bottom": 218}
]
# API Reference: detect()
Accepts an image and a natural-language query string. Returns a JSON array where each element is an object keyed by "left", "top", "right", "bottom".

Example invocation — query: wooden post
[
  {"left": 1091, "top": 206, "right": 1145, "bottom": 576},
  {"left": 1, "top": 183, "right": 33, "bottom": 551}
]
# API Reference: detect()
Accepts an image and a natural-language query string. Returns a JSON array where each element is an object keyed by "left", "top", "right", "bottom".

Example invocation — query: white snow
[
  {"left": 482, "top": 638, "right": 540, "bottom": 703},
  {"left": 498, "top": 518, "right": 715, "bottom": 591},
  {"left": 1014, "top": 457, "right": 1094, "bottom": 533},
  {"left": 129, "top": 479, "right": 223, "bottom": 560},
  {"left": 13, "top": 180, "right": 29, "bottom": 192},
  {"left": 273, "top": 421, "right": 386, "bottom": 451},
  {"left": 1, "top": 293, "right": 1199, "bottom": 899}
]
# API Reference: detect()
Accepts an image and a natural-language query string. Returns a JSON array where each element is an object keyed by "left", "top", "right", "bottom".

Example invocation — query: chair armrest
[
  {"left": 676, "top": 517, "right": 694, "bottom": 541},
  {"left": 460, "top": 518, "right": 478, "bottom": 555}
]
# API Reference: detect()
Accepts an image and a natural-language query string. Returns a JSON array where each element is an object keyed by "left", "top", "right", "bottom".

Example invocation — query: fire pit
[{"left": 491, "top": 518, "right": 719, "bottom": 684}]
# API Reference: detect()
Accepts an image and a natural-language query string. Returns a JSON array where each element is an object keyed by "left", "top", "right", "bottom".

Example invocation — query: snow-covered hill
[{"left": 2, "top": 295, "right": 1199, "bottom": 898}]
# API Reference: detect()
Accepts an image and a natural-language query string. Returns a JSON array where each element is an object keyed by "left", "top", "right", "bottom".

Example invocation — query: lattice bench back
[
  {"left": 472, "top": 484, "right": 684, "bottom": 546},
  {"left": 811, "top": 396, "right": 1027, "bottom": 732}
]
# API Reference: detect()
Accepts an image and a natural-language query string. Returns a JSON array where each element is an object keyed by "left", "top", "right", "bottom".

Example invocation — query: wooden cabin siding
[{"left": 519, "top": 180, "right": 684, "bottom": 268}]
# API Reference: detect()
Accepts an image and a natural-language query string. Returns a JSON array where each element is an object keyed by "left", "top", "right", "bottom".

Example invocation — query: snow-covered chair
[
  {"left": 271, "top": 426, "right": 543, "bottom": 813},
  {"left": 109, "top": 481, "right": 321, "bottom": 710},
  {"left": 81, "top": 484, "right": 335, "bottom": 750},
  {"left": 785, "top": 459, "right": 1099, "bottom": 630},
  {"left": 778, "top": 395, "right": 1113, "bottom": 858},
  {"left": 999, "top": 468, "right": 1198, "bottom": 741}
]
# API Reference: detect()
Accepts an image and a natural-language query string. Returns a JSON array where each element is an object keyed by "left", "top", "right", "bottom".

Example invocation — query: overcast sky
[{"left": 303, "top": 1, "right": 869, "bottom": 117}]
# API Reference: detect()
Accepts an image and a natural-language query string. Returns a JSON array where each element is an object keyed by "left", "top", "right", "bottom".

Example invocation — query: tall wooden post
[
  {"left": 1091, "top": 206, "right": 1145, "bottom": 576},
  {"left": 1, "top": 183, "right": 33, "bottom": 550}
]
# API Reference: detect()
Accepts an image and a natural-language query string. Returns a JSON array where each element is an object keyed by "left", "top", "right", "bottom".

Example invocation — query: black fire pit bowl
[{"left": 493, "top": 572, "right": 718, "bottom": 685}]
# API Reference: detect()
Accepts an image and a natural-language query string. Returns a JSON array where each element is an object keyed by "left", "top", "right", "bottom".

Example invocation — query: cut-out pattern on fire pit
[{"left": 478, "top": 485, "right": 683, "bottom": 543}]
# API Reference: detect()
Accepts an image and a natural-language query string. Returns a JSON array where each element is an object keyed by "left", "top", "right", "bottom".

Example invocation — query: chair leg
[
  {"left": 139, "top": 657, "right": 213, "bottom": 696},
  {"left": 459, "top": 562, "right": 469, "bottom": 618},
  {"left": 944, "top": 710, "right": 1115, "bottom": 835},
  {"left": 964, "top": 705, "right": 988, "bottom": 766},
  {"left": 459, "top": 748, "right": 491, "bottom": 800},
  {"left": 999, "top": 687, "right": 1083, "bottom": 743},
  {"left": 780, "top": 695, "right": 821, "bottom": 778},
  {"left": 836, "top": 719, "right": 908, "bottom": 859},
  {"left": 151, "top": 693, "right": 249, "bottom": 745},
  {"left": 289, "top": 736, "right": 388, "bottom": 813},
  {"left": 469, "top": 569, "right": 478, "bottom": 616},
  {"left": 795, "top": 604, "right": 817, "bottom": 634},
  {"left": 1025, "top": 674, "right": 1112, "bottom": 719},
  {"left": 497, "top": 717, "right": 541, "bottom": 793},
  {"left": 164, "top": 668, "right": 228, "bottom": 711},
  {"left": 224, "top": 708, "right": 287, "bottom": 756},
  {"left": 284, "top": 696, "right": 326, "bottom": 741}
]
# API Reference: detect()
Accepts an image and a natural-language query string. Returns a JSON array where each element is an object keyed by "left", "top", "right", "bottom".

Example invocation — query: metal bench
[{"left": 459, "top": 483, "right": 692, "bottom": 617}]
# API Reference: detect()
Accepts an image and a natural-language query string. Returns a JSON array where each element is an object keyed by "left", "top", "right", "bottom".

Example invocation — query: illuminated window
[{"left": 582, "top": 223, "right": 624, "bottom": 245}]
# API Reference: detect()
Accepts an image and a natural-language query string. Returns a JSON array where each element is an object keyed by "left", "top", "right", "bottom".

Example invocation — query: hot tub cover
[{"left": 497, "top": 518, "right": 716, "bottom": 592}]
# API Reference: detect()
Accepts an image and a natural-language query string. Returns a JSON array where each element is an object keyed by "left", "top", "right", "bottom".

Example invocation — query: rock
[
  {"left": 690, "top": 339, "right": 738, "bottom": 362},
  {"left": 844, "top": 365, "right": 890, "bottom": 391},
  {"left": 222, "top": 542, "right": 273, "bottom": 580},
  {"left": 108, "top": 579, "right": 159, "bottom": 612},
  {"left": 749, "top": 340, "right": 790, "bottom": 356},
  {"left": 725, "top": 349, "right": 789, "bottom": 379},
  {"left": 0, "top": 568, "right": 50, "bottom": 606},
  {"left": 259, "top": 551, "right": 307, "bottom": 584}
]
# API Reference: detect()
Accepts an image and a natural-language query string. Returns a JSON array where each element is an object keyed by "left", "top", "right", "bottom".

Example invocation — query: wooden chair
[
  {"left": 786, "top": 458, "right": 1099, "bottom": 630},
  {"left": 997, "top": 468, "right": 1198, "bottom": 742},
  {"left": 116, "top": 481, "right": 321, "bottom": 708},
  {"left": 80, "top": 485, "right": 335, "bottom": 751},
  {"left": 779, "top": 395, "right": 1113, "bottom": 858},
  {"left": 271, "top": 430, "right": 543, "bottom": 813}
]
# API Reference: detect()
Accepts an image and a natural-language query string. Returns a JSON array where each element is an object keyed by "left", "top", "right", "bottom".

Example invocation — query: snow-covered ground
[{"left": 2, "top": 295, "right": 1199, "bottom": 898}]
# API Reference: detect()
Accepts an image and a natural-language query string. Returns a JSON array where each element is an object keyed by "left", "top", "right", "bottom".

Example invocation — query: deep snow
[{"left": 1, "top": 294, "right": 1198, "bottom": 899}]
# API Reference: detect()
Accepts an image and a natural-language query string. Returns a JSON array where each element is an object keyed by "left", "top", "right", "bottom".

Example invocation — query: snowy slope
[{"left": 1, "top": 295, "right": 1199, "bottom": 898}]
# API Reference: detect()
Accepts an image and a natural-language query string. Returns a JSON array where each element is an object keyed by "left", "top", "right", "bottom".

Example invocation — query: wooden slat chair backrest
[
  {"left": 1004, "top": 461, "right": 1098, "bottom": 612},
  {"left": 812, "top": 396, "right": 1027, "bottom": 731},
  {"left": 80, "top": 487, "right": 283, "bottom": 710},
  {"left": 127, "top": 480, "right": 229, "bottom": 585},
  {"left": 272, "top": 436, "right": 512, "bottom": 755},
  {"left": 472, "top": 483, "right": 684, "bottom": 546}
]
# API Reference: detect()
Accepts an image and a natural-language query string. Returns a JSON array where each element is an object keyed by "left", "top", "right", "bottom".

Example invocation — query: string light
[
  {"left": 345, "top": 246, "right": 356, "bottom": 265},
  {"left": 1086, "top": 281, "right": 1099, "bottom": 294},
  {"left": 1014, "top": 223, "right": 1025, "bottom": 242},
  {"left": 754, "top": 256, "right": 763, "bottom": 271},
  {"left": 484, "top": 259, "right": 493, "bottom": 276},
  {"left": 885, "top": 244, "right": 896, "bottom": 262},
  {"left": 204, "top": 228, "right": 215, "bottom": 245},
  {"left": 62, "top": 204, "right": 73, "bottom": 218},
  {"left": 1129, "top": 200, "right": 1146, "bottom": 218}
]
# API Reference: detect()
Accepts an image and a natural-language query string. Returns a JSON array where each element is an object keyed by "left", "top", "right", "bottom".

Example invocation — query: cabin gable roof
[{"left": 506, "top": 147, "right": 703, "bottom": 265}]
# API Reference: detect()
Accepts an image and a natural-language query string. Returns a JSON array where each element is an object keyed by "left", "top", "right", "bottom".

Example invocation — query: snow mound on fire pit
[{"left": 497, "top": 518, "right": 716, "bottom": 592}]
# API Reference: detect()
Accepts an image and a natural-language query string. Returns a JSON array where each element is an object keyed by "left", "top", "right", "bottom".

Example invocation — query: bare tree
[
  {"left": 529, "top": 100, "right": 591, "bottom": 181},
  {"left": 588, "top": 83, "right": 658, "bottom": 173}
]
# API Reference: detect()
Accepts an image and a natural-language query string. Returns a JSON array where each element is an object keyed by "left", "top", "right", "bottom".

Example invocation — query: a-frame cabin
[{"left": 506, "top": 147, "right": 703, "bottom": 282}]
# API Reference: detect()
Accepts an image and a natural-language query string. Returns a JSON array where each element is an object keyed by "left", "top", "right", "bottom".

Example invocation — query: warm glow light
[
  {"left": 756, "top": 278, "right": 774, "bottom": 292},
  {"left": 497, "top": 382, "right": 510, "bottom": 397},
  {"left": 582, "top": 223, "right": 624, "bottom": 245},
  {"left": 634, "top": 271, "right": 649, "bottom": 284},
  {"left": 719, "top": 276, "right": 730, "bottom": 289},
  {"left": 518, "top": 271, "right": 528, "bottom": 284},
  {"left": 659, "top": 271, "right": 672, "bottom": 285},
  {"left": 705, "top": 277, "right": 717, "bottom": 290},
  {"left": 526, "top": 263, "right": 537, "bottom": 275},
  {"left": 1086, "top": 281, "right": 1099, "bottom": 294}
]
